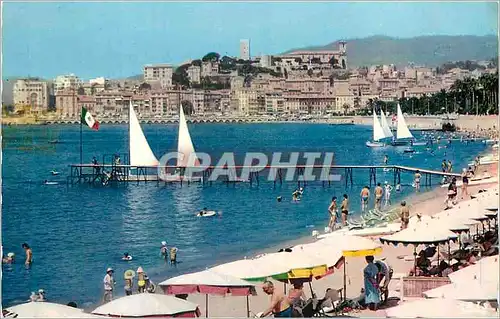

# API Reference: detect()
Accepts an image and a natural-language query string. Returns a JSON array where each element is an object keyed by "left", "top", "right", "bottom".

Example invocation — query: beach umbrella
[
  {"left": 209, "top": 257, "right": 290, "bottom": 282},
  {"left": 423, "top": 280, "right": 498, "bottom": 301},
  {"left": 92, "top": 293, "right": 201, "bottom": 318},
  {"left": 448, "top": 255, "right": 499, "bottom": 285},
  {"left": 159, "top": 269, "right": 255, "bottom": 317},
  {"left": 379, "top": 223, "right": 457, "bottom": 273},
  {"left": 256, "top": 250, "right": 329, "bottom": 280},
  {"left": 315, "top": 234, "right": 382, "bottom": 299},
  {"left": 5, "top": 302, "right": 98, "bottom": 318},
  {"left": 385, "top": 298, "right": 498, "bottom": 318}
]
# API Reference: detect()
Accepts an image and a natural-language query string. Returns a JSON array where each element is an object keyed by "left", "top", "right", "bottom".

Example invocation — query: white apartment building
[
  {"left": 240, "top": 39, "right": 250, "bottom": 60},
  {"left": 13, "top": 79, "right": 50, "bottom": 112},
  {"left": 187, "top": 65, "right": 201, "bottom": 84},
  {"left": 54, "top": 74, "right": 82, "bottom": 92},
  {"left": 143, "top": 64, "right": 173, "bottom": 88}
]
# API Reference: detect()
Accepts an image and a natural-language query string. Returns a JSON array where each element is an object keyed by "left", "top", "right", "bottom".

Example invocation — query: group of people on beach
[
  {"left": 327, "top": 194, "right": 349, "bottom": 230},
  {"left": 102, "top": 241, "right": 178, "bottom": 304},
  {"left": 257, "top": 256, "right": 392, "bottom": 317}
]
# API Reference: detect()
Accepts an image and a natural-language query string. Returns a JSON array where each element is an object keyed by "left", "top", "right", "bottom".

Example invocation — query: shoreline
[
  {"left": 2, "top": 114, "right": 498, "bottom": 131},
  {"left": 183, "top": 159, "right": 498, "bottom": 317}
]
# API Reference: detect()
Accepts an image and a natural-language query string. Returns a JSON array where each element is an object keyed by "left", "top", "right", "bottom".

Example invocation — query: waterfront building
[
  {"left": 240, "top": 39, "right": 250, "bottom": 60},
  {"left": 265, "top": 93, "right": 285, "bottom": 115},
  {"left": 13, "top": 79, "right": 50, "bottom": 112},
  {"left": 55, "top": 89, "right": 79, "bottom": 118},
  {"left": 143, "top": 64, "right": 173, "bottom": 88},
  {"left": 278, "top": 41, "right": 347, "bottom": 69},
  {"left": 54, "top": 74, "right": 82, "bottom": 93},
  {"left": 201, "top": 61, "right": 220, "bottom": 77}
]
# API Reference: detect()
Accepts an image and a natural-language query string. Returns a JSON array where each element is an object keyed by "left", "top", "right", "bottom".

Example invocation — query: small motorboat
[
  {"left": 366, "top": 141, "right": 385, "bottom": 148},
  {"left": 403, "top": 147, "right": 415, "bottom": 153},
  {"left": 196, "top": 210, "right": 217, "bottom": 217},
  {"left": 44, "top": 181, "right": 59, "bottom": 185},
  {"left": 48, "top": 139, "right": 60, "bottom": 144},
  {"left": 412, "top": 141, "right": 427, "bottom": 146},
  {"left": 51, "top": 170, "right": 59, "bottom": 175}
]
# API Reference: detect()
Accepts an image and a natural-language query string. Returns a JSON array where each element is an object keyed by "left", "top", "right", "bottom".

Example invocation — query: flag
[{"left": 81, "top": 107, "right": 99, "bottom": 130}]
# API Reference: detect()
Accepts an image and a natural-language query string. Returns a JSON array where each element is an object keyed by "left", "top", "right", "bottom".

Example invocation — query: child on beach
[{"left": 400, "top": 201, "right": 410, "bottom": 230}]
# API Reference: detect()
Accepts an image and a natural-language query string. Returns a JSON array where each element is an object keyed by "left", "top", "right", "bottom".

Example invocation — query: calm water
[{"left": 2, "top": 123, "right": 487, "bottom": 307}]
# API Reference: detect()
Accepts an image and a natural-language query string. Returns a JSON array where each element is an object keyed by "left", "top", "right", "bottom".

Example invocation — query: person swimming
[
  {"left": 122, "top": 253, "right": 133, "bottom": 261},
  {"left": 292, "top": 190, "right": 301, "bottom": 202},
  {"left": 277, "top": 196, "right": 282, "bottom": 202}
]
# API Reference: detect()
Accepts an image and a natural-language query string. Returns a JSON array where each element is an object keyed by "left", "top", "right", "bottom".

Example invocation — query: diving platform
[{"left": 68, "top": 163, "right": 462, "bottom": 188}]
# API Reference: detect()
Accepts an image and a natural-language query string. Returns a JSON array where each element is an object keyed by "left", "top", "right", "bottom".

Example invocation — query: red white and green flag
[{"left": 81, "top": 107, "right": 99, "bottom": 130}]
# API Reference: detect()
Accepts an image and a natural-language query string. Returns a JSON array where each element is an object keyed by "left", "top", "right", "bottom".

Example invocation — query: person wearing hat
[
  {"left": 137, "top": 266, "right": 146, "bottom": 293},
  {"left": 124, "top": 270, "right": 135, "bottom": 296},
  {"left": 103, "top": 267, "right": 115, "bottom": 303},
  {"left": 160, "top": 241, "right": 168, "bottom": 261},
  {"left": 37, "top": 289, "right": 46, "bottom": 302},
  {"left": 2, "top": 252, "right": 15, "bottom": 264}
]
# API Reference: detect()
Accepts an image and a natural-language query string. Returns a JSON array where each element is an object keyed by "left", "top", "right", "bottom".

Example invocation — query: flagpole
[{"left": 80, "top": 108, "right": 83, "bottom": 166}]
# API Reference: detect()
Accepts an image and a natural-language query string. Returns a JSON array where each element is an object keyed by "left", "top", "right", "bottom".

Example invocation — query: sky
[{"left": 2, "top": 1, "right": 498, "bottom": 79}]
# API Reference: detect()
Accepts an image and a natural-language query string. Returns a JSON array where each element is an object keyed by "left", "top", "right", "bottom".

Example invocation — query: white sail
[
  {"left": 177, "top": 104, "right": 198, "bottom": 167},
  {"left": 396, "top": 104, "right": 414, "bottom": 140},
  {"left": 380, "top": 109, "right": 394, "bottom": 139},
  {"left": 129, "top": 102, "right": 159, "bottom": 166},
  {"left": 372, "top": 109, "right": 386, "bottom": 141}
]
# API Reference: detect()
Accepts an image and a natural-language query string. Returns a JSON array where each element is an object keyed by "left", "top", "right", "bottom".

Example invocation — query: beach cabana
[
  {"left": 92, "top": 293, "right": 201, "bottom": 318},
  {"left": 379, "top": 224, "right": 457, "bottom": 272},
  {"left": 5, "top": 302, "right": 98, "bottom": 318},
  {"left": 209, "top": 257, "right": 290, "bottom": 282},
  {"left": 315, "top": 234, "right": 383, "bottom": 298},
  {"left": 159, "top": 269, "right": 255, "bottom": 317},
  {"left": 385, "top": 298, "right": 498, "bottom": 318},
  {"left": 423, "top": 280, "right": 498, "bottom": 301}
]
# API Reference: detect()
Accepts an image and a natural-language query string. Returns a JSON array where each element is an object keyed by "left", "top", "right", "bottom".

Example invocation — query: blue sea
[{"left": 1, "top": 123, "right": 487, "bottom": 308}]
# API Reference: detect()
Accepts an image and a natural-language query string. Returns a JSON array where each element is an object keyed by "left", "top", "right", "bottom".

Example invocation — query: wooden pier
[{"left": 68, "top": 163, "right": 461, "bottom": 188}]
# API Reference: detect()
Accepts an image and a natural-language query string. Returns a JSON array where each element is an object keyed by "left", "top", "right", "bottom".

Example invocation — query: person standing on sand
[
  {"left": 360, "top": 186, "right": 370, "bottom": 213},
  {"left": 341, "top": 194, "right": 349, "bottom": 226},
  {"left": 461, "top": 168, "right": 470, "bottom": 199},
  {"left": 414, "top": 170, "right": 422, "bottom": 192},
  {"left": 400, "top": 201, "right": 410, "bottom": 230},
  {"left": 259, "top": 281, "right": 292, "bottom": 318},
  {"left": 374, "top": 183, "right": 383, "bottom": 211},
  {"left": 22, "top": 243, "right": 32, "bottom": 268},
  {"left": 102, "top": 268, "right": 115, "bottom": 304},
  {"left": 384, "top": 182, "right": 393, "bottom": 207},
  {"left": 363, "top": 256, "right": 380, "bottom": 311},
  {"left": 328, "top": 197, "right": 338, "bottom": 231}
]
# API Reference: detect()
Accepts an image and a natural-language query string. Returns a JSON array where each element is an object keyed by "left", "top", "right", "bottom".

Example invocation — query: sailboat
[
  {"left": 391, "top": 104, "right": 414, "bottom": 146},
  {"left": 380, "top": 109, "right": 394, "bottom": 140},
  {"left": 162, "top": 104, "right": 203, "bottom": 182},
  {"left": 129, "top": 102, "right": 159, "bottom": 167},
  {"left": 366, "top": 109, "right": 388, "bottom": 147}
]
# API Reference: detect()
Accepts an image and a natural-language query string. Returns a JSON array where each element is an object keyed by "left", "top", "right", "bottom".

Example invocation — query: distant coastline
[{"left": 2, "top": 114, "right": 497, "bottom": 131}]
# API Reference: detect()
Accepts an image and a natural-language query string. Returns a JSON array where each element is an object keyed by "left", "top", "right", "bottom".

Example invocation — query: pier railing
[{"left": 68, "top": 163, "right": 461, "bottom": 188}]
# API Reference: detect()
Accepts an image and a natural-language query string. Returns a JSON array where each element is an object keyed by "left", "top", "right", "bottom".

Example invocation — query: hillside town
[{"left": 6, "top": 39, "right": 499, "bottom": 121}]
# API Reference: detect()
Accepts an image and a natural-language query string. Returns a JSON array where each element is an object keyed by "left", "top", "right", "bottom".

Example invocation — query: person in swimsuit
[
  {"left": 400, "top": 201, "right": 410, "bottom": 230},
  {"left": 441, "top": 159, "right": 447, "bottom": 173},
  {"left": 341, "top": 194, "right": 349, "bottom": 226},
  {"left": 447, "top": 160, "right": 453, "bottom": 173},
  {"left": 414, "top": 170, "right": 422, "bottom": 192},
  {"left": 384, "top": 181, "right": 393, "bottom": 207},
  {"left": 328, "top": 197, "right": 338, "bottom": 231},
  {"left": 383, "top": 155, "right": 388, "bottom": 165},
  {"left": 160, "top": 241, "right": 168, "bottom": 260},
  {"left": 288, "top": 283, "right": 306, "bottom": 316},
  {"left": 374, "top": 183, "right": 383, "bottom": 211},
  {"left": 360, "top": 186, "right": 370, "bottom": 213},
  {"left": 461, "top": 168, "right": 469, "bottom": 199},
  {"left": 260, "top": 281, "right": 292, "bottom": 318},
  {"left": 22, "top": 243, "right": 32, "bottom": 268}
]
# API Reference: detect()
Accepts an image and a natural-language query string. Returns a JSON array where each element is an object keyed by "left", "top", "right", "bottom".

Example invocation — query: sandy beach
[{"left": 184, "top": 160, "right": 498, "bottom": 317}]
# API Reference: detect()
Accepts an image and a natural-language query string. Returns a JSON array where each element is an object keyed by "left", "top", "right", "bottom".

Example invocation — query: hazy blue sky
[{"left": 2, "top": 1, "right": 498, "bottom": 79}]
